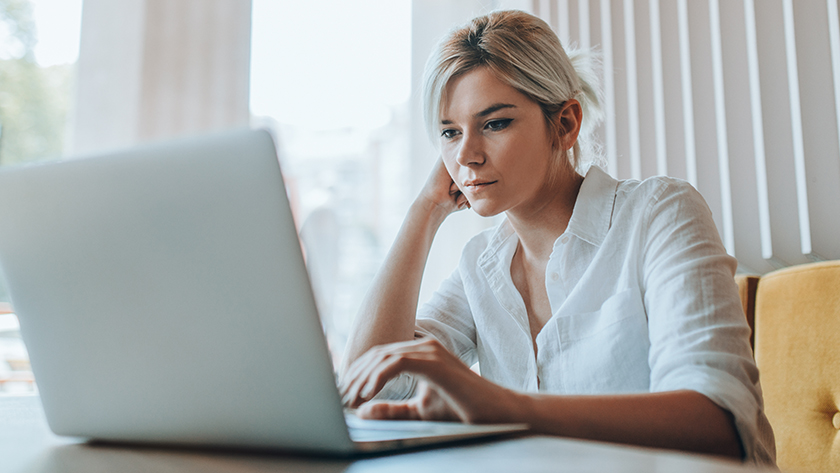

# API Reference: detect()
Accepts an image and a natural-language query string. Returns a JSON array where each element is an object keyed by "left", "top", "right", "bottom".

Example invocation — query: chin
[{"left": 469, "top": 204, "right": 504, "bottom": 218}]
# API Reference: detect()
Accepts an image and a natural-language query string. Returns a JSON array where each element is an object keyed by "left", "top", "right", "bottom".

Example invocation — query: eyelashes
[
  {"left": 439, "top": 118, "right": 514, "bottom": 140},
  {"left": 441, "top": 129, "right": 459, "bottom": 139},
  {"left": 485, "top": 118, "right": 512, "bottom": 132}
]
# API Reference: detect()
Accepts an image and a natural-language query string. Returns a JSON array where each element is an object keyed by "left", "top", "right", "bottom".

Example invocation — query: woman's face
[{"left": 438, "top": 67, "right": 561, "bottom": 218}]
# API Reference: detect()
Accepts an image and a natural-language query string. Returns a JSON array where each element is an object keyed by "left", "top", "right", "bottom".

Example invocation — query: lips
[{"left": 462, "top": 179, "right": 497, "bottom": 190}]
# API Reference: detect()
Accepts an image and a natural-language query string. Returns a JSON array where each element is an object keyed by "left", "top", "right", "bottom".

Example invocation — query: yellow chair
[
  {"left": 753, "top": 260, "right": 840, "bottom": 472},
  {"left": 735, "top": 274, "right": 760, "bottom": 351}
]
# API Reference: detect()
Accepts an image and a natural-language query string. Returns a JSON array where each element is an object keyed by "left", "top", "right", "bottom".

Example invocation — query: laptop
[{"left": 0, "top": 129, "right": 526, "bottom": 455}]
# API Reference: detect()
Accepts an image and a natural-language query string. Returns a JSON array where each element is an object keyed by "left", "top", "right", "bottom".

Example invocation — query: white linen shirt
[{"left": 383, "top": 166, "right": 775, "bottom": 465}]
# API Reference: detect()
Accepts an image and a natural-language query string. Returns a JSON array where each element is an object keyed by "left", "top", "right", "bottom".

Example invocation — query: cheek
[{"left": 441, "top": 155, "right": 462, "bottom": 188}]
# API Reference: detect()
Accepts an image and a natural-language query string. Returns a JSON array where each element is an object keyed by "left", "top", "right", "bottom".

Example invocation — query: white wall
[{"left": 509, "top": 0, "right": 840, "bottom": 274}]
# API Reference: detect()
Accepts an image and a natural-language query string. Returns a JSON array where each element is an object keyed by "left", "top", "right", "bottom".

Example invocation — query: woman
[{"left": 340, "top": 10, "right": 775, "bottom": 464}]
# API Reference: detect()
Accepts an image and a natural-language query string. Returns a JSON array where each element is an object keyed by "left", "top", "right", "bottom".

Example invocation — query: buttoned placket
[
  {"left": 478, "top": 231, "right": 541, "bottom": 392},
  {"left": 545, "top": 234, "right": 571, "bottom": 311},
  {"left": 533, "top": 233, "right": 572, "bottom": 392}
]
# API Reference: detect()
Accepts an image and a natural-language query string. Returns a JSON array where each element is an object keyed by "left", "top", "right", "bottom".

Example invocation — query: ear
[{"left": 556, "top": 99, "right": 583, "bottom": 152}]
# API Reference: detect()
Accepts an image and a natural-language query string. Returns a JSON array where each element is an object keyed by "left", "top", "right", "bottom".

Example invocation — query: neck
[{"left": 506, "top": 168, "right": 583, "bottom": 261}]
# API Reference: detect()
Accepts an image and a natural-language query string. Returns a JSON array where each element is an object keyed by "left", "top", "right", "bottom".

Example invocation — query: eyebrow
[{"left": 440, "top": 103, "right": 517, "bottom": 125}]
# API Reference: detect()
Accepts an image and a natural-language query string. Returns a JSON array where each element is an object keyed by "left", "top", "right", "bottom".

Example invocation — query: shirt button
[
  {"left": 833, "top": 413, "right": 840, "bottom": 430},
  {"left": 559, "top": 235, "right": 570, "bottom": 244},
  {"left": 550, "top": 272, "right": 560, "bottom": 282}
]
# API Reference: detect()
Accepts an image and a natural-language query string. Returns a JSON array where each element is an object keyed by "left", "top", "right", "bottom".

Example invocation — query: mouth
[{"left": 463, "top": 180, "right": 497, "bottom": 191}]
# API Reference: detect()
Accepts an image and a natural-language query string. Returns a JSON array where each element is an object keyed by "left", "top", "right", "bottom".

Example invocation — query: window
[
  {"left": 0, "top": 0, "right": 498, "bottom": 387},
  {"left": 249, "top": 0, "right": 412, "bottom": 364},
  {"left": 0, "top": 0, "right": 82, "bottom": 393}
]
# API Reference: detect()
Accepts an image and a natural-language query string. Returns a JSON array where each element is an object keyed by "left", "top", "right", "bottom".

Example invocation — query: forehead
[{"left": 440, "top": 67, "right": 535, "bottom": 119}]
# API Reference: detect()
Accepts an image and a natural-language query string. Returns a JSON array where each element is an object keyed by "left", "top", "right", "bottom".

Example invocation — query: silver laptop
[{"left": 0, "top": 129, "right": 526, "bottom": 455}]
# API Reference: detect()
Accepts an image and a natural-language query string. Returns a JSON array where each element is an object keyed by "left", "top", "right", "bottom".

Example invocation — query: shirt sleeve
[
  {"left": 371, "top": 266, "right": 479, "bottom": 401},
  {"left": 415, "top": 267, "right": 478, "bottom": 365},
  {"left": 640, "top": 180, "right": 776, "bottom": 465}
]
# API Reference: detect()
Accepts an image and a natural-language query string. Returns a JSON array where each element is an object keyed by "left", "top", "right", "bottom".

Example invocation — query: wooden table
[{"left": 1, "top": 395, "right": 772, "bottom": 473}]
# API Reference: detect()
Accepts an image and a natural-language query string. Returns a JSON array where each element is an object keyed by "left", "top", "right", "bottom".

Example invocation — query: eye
[
  {"left": 485, "top": 119, "right": 513, "bottom": 132},
  {"left": 440, "top": 128, "right": 460, "bottom": 139}
]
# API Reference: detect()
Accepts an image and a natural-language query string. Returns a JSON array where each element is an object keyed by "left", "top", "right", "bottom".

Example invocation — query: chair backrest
[
  {"left": 753, "top": 260, "right": 840, "bottom": 472},
  {"left": 735, "top": 274, "right": 759, "bottom": 351}
]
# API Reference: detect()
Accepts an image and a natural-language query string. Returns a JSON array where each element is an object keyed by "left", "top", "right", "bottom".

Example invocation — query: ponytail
[{"left": 566, "top": 47, "right": 606, "bottom": 173}]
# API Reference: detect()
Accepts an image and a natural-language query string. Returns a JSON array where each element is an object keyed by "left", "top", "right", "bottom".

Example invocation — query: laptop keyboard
[{"left": 345, "top": 413, "right": 482, "bottom": 441}]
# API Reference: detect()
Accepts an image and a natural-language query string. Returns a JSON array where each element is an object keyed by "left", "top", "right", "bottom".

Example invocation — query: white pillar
[{"left": 71, "top": 0, "right": 252, "bottom": 155}]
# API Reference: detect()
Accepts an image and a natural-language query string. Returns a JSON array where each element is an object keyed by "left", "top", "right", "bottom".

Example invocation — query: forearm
[
  {"left": 342, "top": 199, "right": 449, "bottom": 372},
  {"left": 511, "top": 390, "right": 742, "bottom": 459}
]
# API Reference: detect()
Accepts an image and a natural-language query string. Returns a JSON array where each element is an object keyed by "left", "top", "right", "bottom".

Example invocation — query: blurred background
[
  {"left": 2, "top": 0, "right": 839, "bottom": 393},
  {"left": 0, "top": 0, "right": 509, "bottom": 392}
]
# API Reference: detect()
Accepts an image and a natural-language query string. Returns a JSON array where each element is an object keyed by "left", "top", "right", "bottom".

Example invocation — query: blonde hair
[{"left": 422, "top": 10, "right": 604, "bottom": 174}]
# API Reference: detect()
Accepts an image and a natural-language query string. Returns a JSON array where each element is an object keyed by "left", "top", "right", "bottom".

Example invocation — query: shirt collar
[
  {"left": 478, "top": 165, "right": 619, "bottom": 268},
  {"left": 564, "top": 165, "right": 619, "bottom": 248},
  {"left": 478, "top": 217, "right": 517, "bottom": 268}
]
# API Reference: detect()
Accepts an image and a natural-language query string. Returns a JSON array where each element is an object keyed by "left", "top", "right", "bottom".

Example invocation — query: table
[{"left": 1, "top": 395, "right": 771, "bottom": 473}]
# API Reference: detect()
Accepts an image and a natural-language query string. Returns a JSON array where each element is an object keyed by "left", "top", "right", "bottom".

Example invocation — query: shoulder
[
  {"left": 577, "top": 166, "right": 707, "bottom": 227},
  {"left": 614, "top": 175, "right": 710, "bottom": 221},
  {"left": 616, "top": 174, "right": 699, "bottom": 204},
  {"left": 606, "top": 174, "right": 723, "bottom": 261}
]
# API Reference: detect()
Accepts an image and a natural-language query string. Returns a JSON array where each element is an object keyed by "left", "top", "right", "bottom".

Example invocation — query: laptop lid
[{"left": 0, "top": 129, "right": 356, "bottom": 454}]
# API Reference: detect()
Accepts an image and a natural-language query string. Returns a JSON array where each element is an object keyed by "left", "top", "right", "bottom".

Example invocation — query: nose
[{"left": 455, "top": 132, "right": 486, "bottom": 167}]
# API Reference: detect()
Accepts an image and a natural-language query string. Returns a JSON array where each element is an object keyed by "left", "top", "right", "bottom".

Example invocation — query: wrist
[
  {"left": 409, "top": 196, "right": 451, "bottom": 230},
  {"left": 508, "top": 390, "right": 536, "bottom": 426}
]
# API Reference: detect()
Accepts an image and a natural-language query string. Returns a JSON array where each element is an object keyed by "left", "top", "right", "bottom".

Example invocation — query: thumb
[{"left": 356, "top": 401, "right": 421, "bottom": 421}]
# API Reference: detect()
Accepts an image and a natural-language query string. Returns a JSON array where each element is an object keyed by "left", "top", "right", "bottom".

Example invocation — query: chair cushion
[{"left": 754, "top": 260, "right": 840, "bottom": 472}]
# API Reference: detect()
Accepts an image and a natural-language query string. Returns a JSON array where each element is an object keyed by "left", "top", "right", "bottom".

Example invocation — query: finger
[
  {"left": 340, "top": 340, "right": 417, "bottom": 397},
  {"left": 350, "top": 341, "right": 506, "bottom": 424},
  {"left": 358, "top": 382, "right": 460, "bottom": 422},
  {"left": 342, "top": 339, "right": 457, "bottom": 407},
  {"left": 449, "top": 180, "right": 461, "bottom": 196},
  {"left": 421, "top": 381, "right": 472, "bottom": 422},
  {"left": 447, "top": 180, "right": 472, "bottom": 211},
  {"left": 339, "top": 351, "right": 374, "bottom": 397},
  {"left": 413, "top": 382, "right": 461, "bottom": 422},
  {"left": 342, "top": 355, "right": 389, "bottom": 407},
  {"left": 345, "top": 353, "right": 430, "bottom": 408},
  {"left": 342, "top": 346, "right": 418, "bottom": 406},
  {"left": 340, "top": 339, "right": 432, "bottom": 397},
  {"left": 346, "top": 348, "right": 447, "bottom": 408},
  {"left": 341, "top": 347, "right": 391, "bottom": 404},
  {"left": 456, "top": 193, "right": 470, "bottom": 210},
  {"left": 357, "top": 401, "right": 420, "bottom": 421},
  {"left": 353, "top": 340, "right": 462, "bottom": 406}
]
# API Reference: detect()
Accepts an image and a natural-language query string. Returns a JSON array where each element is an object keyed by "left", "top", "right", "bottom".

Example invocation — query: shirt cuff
[{"left": 652, "top": 368, "right": 776, "bottom": 465}]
